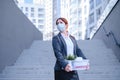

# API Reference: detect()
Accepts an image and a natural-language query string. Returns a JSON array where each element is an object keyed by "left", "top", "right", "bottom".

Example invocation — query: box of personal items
[{"left": 66, "top": 55, "right": 90, "bottom": 70}]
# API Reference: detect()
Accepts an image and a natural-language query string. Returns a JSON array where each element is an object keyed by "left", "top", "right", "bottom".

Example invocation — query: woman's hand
[{"left": 65, "top": 64, "right": 72, "bottom": 72}]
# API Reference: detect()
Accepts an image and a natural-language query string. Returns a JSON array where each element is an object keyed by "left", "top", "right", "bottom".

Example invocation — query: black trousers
[{"left": 55, "top": 70, "right": 79, "bottom": 80}]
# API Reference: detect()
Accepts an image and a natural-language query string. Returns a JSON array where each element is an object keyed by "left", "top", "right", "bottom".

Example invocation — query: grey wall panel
[
  {"left": 93, "top": 0, "right": 120, "bottom": 61},
  {"left": 0, "top": 0, "right": 43, "bottom": 72}
]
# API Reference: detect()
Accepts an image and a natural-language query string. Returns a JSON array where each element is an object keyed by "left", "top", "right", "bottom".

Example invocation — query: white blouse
[{"left": 61, "top": 33, "right": 74, "bottom": 56}]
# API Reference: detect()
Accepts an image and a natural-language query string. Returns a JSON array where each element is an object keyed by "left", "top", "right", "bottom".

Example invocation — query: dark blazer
[{"left": 52, "top": 33, "right": 87, "bottom": 70}]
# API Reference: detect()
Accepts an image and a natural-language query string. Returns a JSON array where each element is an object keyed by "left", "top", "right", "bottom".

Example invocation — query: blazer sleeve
[
  {"left": 52, "top": 36, "right": 68, "bottom": 69},
  {"left": 76, "top": 43, "right": 87, "bottom": 59},
  {"left": 72, "top": 36, "right": 87, "bottom": 59}
]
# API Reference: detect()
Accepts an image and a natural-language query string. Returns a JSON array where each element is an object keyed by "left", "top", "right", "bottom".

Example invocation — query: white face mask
[{"left": 57, "top": 23, "right": 66, "bottom": 32}]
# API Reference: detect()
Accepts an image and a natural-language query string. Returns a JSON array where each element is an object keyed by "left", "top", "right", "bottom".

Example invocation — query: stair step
[
  {"left": 79, "top": 78, "right": 120, "bottom": 80},
  {"left": 0, "top": 74, "right": 53, "bottom": 78},
  {"left": 0, "top": 78, "right": 53, "bottom": 80},
  {"left": 3, "top": 66, "right": 53, "bottom": 74},
  {"left": 1, "top": 40, "right": 120, "bottom": 80}
]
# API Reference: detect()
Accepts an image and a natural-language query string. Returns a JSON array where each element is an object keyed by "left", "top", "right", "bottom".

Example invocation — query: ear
[{"left": 66, "top": 24, "right": 68, "bottom": 29}]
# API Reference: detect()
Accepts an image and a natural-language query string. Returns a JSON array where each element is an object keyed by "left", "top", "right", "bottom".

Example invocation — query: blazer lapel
[{"left": 58, "top": 33, "right": 67, "bottom": 56}]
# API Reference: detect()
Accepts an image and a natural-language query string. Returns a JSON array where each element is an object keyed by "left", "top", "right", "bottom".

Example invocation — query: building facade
[
  {"left": 69, "top": 0, "right": 89, "bottom": 40},
  {"left": 69, "top": 0, "right": 110, "bottom": 40},
  {"left": 15, "top": 0, "right": 53, "bottom": 40},
  {"left": 86, "top": 0, "right": 110, "bottom": 39},
  {"left": 16, "top": 0, "right": 110, "bottom": 40},
  {"left": 52, "top": 0, "right": 70, "bottom": 36},
  {"left": 53, "top": 0, "right": 110, "bottom": 40},
  {"left": 92, "top": 0, "right": 120, "bottom": 61}
]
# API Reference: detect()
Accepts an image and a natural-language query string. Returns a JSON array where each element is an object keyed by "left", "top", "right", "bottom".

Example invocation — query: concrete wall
[
  {"left": 93, "top": 0, "right": 120, "bottom": 61},
  {"left": 0, "top": 0, "right": 43, "bottom": 72}
]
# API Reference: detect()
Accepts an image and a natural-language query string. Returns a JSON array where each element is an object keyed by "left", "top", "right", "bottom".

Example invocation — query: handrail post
[
  {"left": 110, "top": 31, "right": 120, "bottom": 47},
  {"left": 103, "top": 27, "right": 120, "bottom": 48}
]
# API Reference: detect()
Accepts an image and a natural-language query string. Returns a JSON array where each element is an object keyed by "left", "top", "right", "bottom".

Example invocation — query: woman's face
[{"left": 57, "top": 19, "right": 68, "bottom": 29}]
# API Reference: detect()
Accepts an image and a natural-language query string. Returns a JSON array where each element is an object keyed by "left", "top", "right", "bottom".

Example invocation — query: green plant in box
[{"left": 66, "top": 54, "right": 77, "bottom": 60}]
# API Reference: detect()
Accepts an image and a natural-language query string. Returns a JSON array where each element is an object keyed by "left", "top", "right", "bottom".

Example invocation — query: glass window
[
  {"left": 38, "top": 19, "right": 43, "bottom": 23},
  {"left": 38, "top": 8, "right": 43, "bottom": 12},
  {"left": 84, "top": 6, "right": 87, "bottom": 14},
  {"left": 25, "top": 7, "right": 28, "bottom": 11},
  {"left": 96, "top": 7, "right": 102, "bottom": 20},
  {"left": 90, "top": 0, "right": 94, "bottom": 10},
  {"left": 89, "top": 13, "right": 94, "bottom": 24},
  {"left": 38, "top": 25, "right": 44, "bottom": 28},
  {"left": 32, "top": 19, "right": 36, "bottom": 23},
  {"left": 78, "top": 8, "right": 81, "bottom": 14},
  {"left": 79, "top": 20, "right": 82, "bottom": 25},
  {"left": 21, "top": 7, "right": 23, "bottom": 11},
  {"left": 25, "top": 13, "right": 28, "bottom": 16},
  {"left": 90, "top": 26, "right": 94, "bottom": 32},
  {"left": 31, "top": 7, "right": 34, "bottom": 12},
  {"left": 31, "top": 13, "right": 34, "bottom": 17},
  {"left": 78, "top": 0, "right": 81, "bottom": 3},
  {"left": 96, "top": 0, "right": 102, "bottom": 6},
  {"left": 38, "top": 14, "right": 43, "bottom": 18},
  {"left": 78, "top": 32, "right": 82, "bottom": 37}
]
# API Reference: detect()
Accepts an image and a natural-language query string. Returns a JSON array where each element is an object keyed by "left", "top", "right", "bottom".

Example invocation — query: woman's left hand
[{"left": 65, "top": 64, "right": 72, "bottom": 72}]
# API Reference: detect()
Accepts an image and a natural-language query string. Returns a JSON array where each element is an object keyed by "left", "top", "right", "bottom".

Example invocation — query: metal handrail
[{"left": 103, "top": 27, "right": 120, "bottom": 48}]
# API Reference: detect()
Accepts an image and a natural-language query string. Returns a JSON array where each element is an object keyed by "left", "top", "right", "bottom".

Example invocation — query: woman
[{"left": 52, "top": 17, "right": 87, "bottom": 80}]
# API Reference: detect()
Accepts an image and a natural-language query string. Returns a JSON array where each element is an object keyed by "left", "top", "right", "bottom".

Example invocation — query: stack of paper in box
[{"left": 68, "top": 57, "right": 90, "bottom": 70}]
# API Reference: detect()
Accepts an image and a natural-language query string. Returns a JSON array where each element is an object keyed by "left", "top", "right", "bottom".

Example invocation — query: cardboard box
[{"left": 68, "top": 57, "right": 90, "bottom": 70}]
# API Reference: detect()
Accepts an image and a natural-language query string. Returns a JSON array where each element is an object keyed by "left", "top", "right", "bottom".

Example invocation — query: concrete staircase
[
  {"left": 0, "top": 40, "right": 120, "bottom": 80},
  {"left": 77, "top": 40, "right": 120, "bottom": 80}
]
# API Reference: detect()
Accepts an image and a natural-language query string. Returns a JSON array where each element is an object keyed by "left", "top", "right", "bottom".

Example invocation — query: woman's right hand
[{"left": 65, "top": 64, "right": 72, "bottom": 72}]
